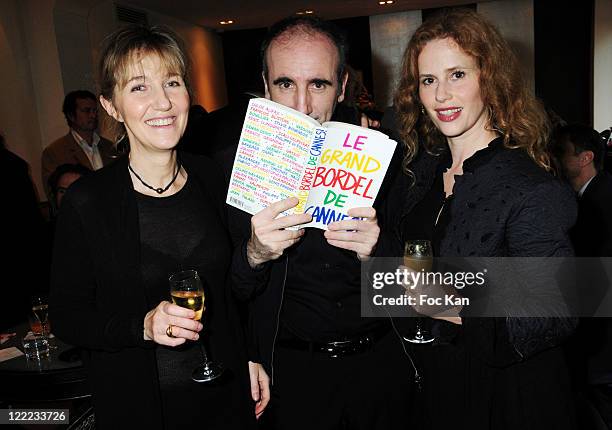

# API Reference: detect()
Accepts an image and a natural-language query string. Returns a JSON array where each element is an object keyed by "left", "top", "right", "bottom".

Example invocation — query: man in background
[
  {"left": 41, "top": 90, "right": 115, "bottom": 202},
  {"left": 555, "top": 123, "right": 612, "bottom": 429},
  {"left": 556, "top": 124, "right": 612, "bottom": 255}
]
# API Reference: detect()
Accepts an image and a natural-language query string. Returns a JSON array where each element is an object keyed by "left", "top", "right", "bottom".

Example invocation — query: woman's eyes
[
  {"left": 451, "top": 70, "right": 466, "bottom": 80},
  {"left": 129, "top": 79, "right": 181, "bottom": 92},
  {"left": 421, "top": 71, "right": 465, "bottom": 86},
  {"left": 130, "top": 84, "right": 146, "bottom": 92}
]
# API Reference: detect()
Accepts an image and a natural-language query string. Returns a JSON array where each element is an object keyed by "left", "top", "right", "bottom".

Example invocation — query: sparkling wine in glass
[
  {"left": 403, "top": 240, "right": 435, "bottom": 344},
  {"left": 31, "top": 294, "right": 56, "bottom": 350},
  {"left": 31, "top": 295, "right": 49, "bottom": 336},
  {"left": 169, "top": 269, "right": 223, "bottom": 382}
]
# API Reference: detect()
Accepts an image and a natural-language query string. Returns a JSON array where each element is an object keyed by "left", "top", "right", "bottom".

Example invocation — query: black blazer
[
  {"left": 49, "top": 153, "right": 251, "bottom": 428},
  {"left": 571, "top": 171, "right": 612, "bottom": 256}
]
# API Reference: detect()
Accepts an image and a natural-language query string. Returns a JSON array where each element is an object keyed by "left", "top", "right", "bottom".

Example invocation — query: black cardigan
[
  {"left": 49, "top": 153, "right": 251, "bottom": 428},
  {"left": 379, "top": 140, "right": 579, "bottom": 429}
]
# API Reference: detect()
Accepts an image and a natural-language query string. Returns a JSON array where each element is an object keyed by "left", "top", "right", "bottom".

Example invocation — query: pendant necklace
[{"left": 128, "top": 160, "right": 181, "bottom": 194}]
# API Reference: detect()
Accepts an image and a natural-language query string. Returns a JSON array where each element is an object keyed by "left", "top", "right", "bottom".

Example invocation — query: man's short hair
[
  {"left": 62, "top": 90, "right": 96, "bottom": 124},
  {"left": 260, "top": 16, "right": 347, "bottom": 89},
  {"left": 48, "top": 163, "right": 91, "bottom": 196},
  {"left": 555, "top": 124, "right": 606, "bottom": 171}
]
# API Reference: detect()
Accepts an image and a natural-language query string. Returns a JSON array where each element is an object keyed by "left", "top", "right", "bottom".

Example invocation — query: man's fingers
[
  {"left": 327, "top": 219, "right": 371, "bottom": 232},
  {"left": 253, "top": 363, "right": 270, "bottom": 419},
  {"left": 268, "top": 213, "right": 312, "bottom": 230},
  {"left": 260, "top": 376, "right": 270, "bottom": 407},
  {"left": 326, "top": 239, "right": 362, "bottom": 254},
  {"left": 360, "top": 113, "right": 369, "bottom": 128},
  {"left": 347, "top": 206, "right": 376, "bottom": 219},
  {"left": 249, "top": 367, "right": 259, "bottom": 401},
  {"left": 260, "top": 229, "right": 304, "bottom": 245},
  {"left": 325, "top": 230, "right": 362, "bottom": 243},
  {"left": 258, "top": 197, "right": 299, "bottom": 219},
  {"left": 326, "top": 219, "right": 379, "bottom": 237}
]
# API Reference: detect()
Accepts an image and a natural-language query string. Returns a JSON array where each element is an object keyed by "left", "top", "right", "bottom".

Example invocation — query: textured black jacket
[{"left": 379, "top": 138, "right": 579, "bottom": 429}]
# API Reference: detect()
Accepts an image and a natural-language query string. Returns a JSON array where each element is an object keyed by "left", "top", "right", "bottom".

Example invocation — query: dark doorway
[{"left": 534, "top": 0, "right": 594, "bottom": 125}]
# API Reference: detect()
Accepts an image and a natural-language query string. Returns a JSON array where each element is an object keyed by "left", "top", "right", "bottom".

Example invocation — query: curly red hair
[{"left": 395, "top": 9, "right": 551, "bottom": 172}]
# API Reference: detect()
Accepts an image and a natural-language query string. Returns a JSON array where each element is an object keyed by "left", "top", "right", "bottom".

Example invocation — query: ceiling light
[
  {"left": 305, "top": 10, "right": 314, "bottom": 14},
  {"left": 219, "top": 20, "right": 234, "bottom": 25},
  {"left": 297, "top": 10, "right": 315, "bottom": 15}
]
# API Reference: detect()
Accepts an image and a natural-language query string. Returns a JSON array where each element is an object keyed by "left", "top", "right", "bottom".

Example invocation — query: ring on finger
[{"left": 166, "top": 324, "right": 175, "bottom": 338}]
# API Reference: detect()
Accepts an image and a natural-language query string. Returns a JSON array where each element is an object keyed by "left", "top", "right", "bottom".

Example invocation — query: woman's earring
[{"left": 420, "top": 106, "right": 426, "bottom": 115}]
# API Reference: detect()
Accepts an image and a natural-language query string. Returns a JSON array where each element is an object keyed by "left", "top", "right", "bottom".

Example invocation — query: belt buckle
[
  {"left": 325, "top": 339, "right": 367, "bottom": 358},
  {"left": 319, "top": 340, "right": 345, "bottom": 358}
]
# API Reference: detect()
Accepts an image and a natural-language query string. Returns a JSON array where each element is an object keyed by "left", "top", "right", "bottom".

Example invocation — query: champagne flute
[
  {"left": 31, "top": 296, "right": 49, "bottom": 336},
  {"left": 31, "top": 294, "right": 56, "bottom": 350},
  {"left": 169, "top": 269, "right": 224, "bottom": 382},
  {"left": 403, "top": 240, "right": 435, "bottom": 344}
]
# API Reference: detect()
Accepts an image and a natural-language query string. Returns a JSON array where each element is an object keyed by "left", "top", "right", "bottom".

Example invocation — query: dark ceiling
[{"left": 123, "top": 0, "right": 483, "bottom": 31}]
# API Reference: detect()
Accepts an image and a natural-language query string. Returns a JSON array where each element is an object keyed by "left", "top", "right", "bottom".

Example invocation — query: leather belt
[{"left": 276, "top": 325, "right": 390, "bottom": 358}]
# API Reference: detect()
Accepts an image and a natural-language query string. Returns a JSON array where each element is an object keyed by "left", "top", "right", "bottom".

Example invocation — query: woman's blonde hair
[
  {"left": 98, "top": 25, "right": 191, "bottom": 142},
  {"left": 395, "top": 9, "right": 551, "bottom": 172}
]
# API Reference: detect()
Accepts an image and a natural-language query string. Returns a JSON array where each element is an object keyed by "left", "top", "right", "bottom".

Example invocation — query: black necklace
[{"left": 128, "top": 160, "right": 181, "bottom": 194}]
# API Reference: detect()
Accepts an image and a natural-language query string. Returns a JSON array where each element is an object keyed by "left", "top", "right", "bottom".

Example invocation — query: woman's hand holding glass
[{"left": 143, "top": 301, "right": 202, "bottom": 346}]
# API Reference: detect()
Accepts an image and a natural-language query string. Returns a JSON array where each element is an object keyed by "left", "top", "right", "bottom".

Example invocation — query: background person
[
  {"left": 47, "top": 163, "right": 91, "bottom": 211},
  {"left": 0, "top": 132, "right": 46, "bottom": 329},
  {"left": 50, "top": 25, "right": 264, "bottom": 429},
  {"left": 41, "top": 90, "right": 116, "bottom": 203},
  {"left": 554, "top": 123, "right": 612, "bottom": 256},
  {"left": 553, "top": 123, "right": 612, "bottom": 429}
]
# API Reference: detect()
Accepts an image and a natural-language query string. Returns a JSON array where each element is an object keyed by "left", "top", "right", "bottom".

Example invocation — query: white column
[
  {"left": 369, "top": 11, "right": 422, "bottom": 109},
  {"left": 478, "top": 0, "right": 535, "bottom": 93},
  {"left": 594, "top": 0, "right": 612, "bottom": 131}
]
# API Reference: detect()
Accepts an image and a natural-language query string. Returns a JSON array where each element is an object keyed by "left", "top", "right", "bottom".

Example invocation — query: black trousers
[{"left": 264, "top": 330, "right": 417, "bottom": 430}]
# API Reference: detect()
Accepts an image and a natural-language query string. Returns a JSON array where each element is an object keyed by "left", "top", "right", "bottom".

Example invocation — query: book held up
[{"left": 226, "top": 98, "right": 397, "bottom": 230}]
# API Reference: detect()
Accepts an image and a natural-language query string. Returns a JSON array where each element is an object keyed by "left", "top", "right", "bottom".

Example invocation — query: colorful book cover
[{"left": 226, "top": 98, "right": 396, "bottom": 230}]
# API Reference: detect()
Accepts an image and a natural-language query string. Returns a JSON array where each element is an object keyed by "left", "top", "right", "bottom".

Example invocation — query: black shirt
[
  {"left": 401, "top": 149, "right": 452, "bottom": 256},
  {"left": 136, "top": 175, "right": 235, "bottom": 429},
  {"left": 281, "top": 225, "right": 386, "bottom": 342}
]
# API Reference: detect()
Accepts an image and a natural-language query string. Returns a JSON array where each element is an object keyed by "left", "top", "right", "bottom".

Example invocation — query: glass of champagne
[
  {"left": 31, "top": 294, "right": 56, "bottom": 350},
  {"left": 169, "top": 269, "right": 223, "bottom": 382},
  {"left": 403, "top": 240, "right": 435, "bottom": 344},
  {"left": 31, "top": 295, "right": 49, "bottom": 336}
]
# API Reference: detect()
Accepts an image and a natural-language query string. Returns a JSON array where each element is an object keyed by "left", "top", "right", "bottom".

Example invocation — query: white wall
[
  {"left": 478, "top": 0, "right": 535, "bottom": 93},
  {"left": 146, "top": 10, "right": 228, "bottom": 112},
  {"left": 369, "top": 11, "right": 422, "bottom": 109},
  {"left": 594, "top": 0, "right": 612, "bottom": 131},
  {"left": 0, "top": 0, "right": 65, "bottom": 197}
]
